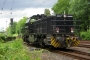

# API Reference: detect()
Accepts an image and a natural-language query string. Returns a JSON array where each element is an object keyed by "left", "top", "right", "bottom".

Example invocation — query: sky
[{"left": 0, "top": 0, "right": 58, "bottom": 31}]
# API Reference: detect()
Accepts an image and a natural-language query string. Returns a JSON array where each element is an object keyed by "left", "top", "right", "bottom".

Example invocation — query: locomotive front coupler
[{"left": 52, "top": 34, "right": 66, "bottom": 42}]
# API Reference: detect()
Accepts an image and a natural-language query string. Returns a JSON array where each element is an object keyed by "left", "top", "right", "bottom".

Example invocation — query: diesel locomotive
[{"left": 23, "top": 14, "right": 81, "bottom": 48}]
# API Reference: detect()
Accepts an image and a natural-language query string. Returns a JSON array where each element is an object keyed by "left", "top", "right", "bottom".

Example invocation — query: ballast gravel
[{"left": 41, "top": 50, "right": 76, "bottom": 60}]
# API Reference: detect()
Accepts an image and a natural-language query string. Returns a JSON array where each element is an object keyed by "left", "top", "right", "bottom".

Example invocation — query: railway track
[
  {"left": 49, "top": 49, "right": 90, "bottom": 60},
  {"left": 79, "top": 44, "right": 90, "bottom": 48},
  {"left": 79, "top": 40, "right": 90, "bottom": 48},
  {"left": 24, "top": 43, "right": 90, "bottom": 60},
  {"left": 80, "top": 40, "right": 90, "bottom": 44}
]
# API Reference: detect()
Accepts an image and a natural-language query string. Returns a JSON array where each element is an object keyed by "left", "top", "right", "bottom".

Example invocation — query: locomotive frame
[{"left": 23, "top": 14, "right": 81, "bottom": 48}]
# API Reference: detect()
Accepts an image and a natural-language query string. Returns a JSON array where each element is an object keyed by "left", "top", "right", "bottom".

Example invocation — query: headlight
[
  {"left": 56, "top": 27, "right": 59, "bottom": 33},
  {"left": 71, "top": 27, "right": 74, "bottom": 33}
]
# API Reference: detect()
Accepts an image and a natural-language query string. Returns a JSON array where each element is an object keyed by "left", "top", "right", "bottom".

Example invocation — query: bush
[
  {"left": 0, "top": 34, "right": 6, "bottom": 42},
  {"left": 80, "top": 30, "right": 90, "bottom": 40},
  {"left": 0, "top": 39, "right": 42, "bottom": 60}
]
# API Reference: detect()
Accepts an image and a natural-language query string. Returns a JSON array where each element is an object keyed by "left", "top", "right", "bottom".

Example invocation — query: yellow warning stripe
[
  {"left": 52, "top": 40, "right": 58, "bottom": 47},
  {"left": 55, "top": 41, "right": 60, "bottom": 48},
  {"left": 76, "top": 40, "right": 80, "bottom": 45},
  {"left": 73, "top": 38, "right": 77, "bottom": 46},
  {"left": 51, "top": 39, "right": 56, "bottom": 46},
  {"left": 66, "top": 37, "right": 80, "bottom": 47},
  {"left": 73, "top": 40, "right": 80, "bottom": 46},
  {"left": 74, "top": 41, "right": 78, "bottom": 46},
  {"left": 66, "top": 38, "right": 71, "bottom": 46},
  {"left": 52, "top": 39, "right": 56, "bottom": 46},
  {"left": 51, "top": 38, "right": 55, "bottom": 44},
  {"left": 56, "top": 43, "right": 60, "bottom": 47},
  {"left": 51, "top": 39, "right": 54, "bottom": 44},
  {"left": 51, "top": 36, "right": 60, "bottom": 48},
  {"left": 54, "top": 42, "right": 59, "bottom": 48},
  {"left": 73, "top": 37, "right": 80, "bottom": 46}
]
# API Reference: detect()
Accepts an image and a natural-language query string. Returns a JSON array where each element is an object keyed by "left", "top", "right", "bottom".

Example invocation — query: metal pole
[
  {"left": 6, "top": 21, "right": 7, "bottom": 29},
  {"left": 6, "top": 21, "right": 7, "bottom": 36}
]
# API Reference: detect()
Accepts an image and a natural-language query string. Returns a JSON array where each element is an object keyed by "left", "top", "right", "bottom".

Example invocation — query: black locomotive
[{"left": 23, "top": 14, "right": 81, "bottom": 48}]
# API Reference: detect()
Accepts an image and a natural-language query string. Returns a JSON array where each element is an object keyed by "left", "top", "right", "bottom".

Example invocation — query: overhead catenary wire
[
  {"left": 36, "top": 0, "right": 51, "bottom": 8},
  {"left": 0, "top": 0, "right": 52, "bottom": 15},
  {"left": 0, "top": 0, "right": 15, "bottom": 14},
  {"left": 25, "top": 0, "right": 52, "bottom": 16},
  {"left": 1, "top": 0, "right": 7, "bottom": 10},
  {"left": 0, "top": 0, "right": 7, "bottom": 14},
  {"left": 10, "top": 0, "right": 15, "bottom": 14},
  {"left": 11, "top": 0, "right": 48, "bottom": 15}
]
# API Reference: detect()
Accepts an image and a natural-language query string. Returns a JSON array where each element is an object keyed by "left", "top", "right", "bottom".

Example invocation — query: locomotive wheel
[
  {"left": 49, "top": 46, "right": 54, "bottom": 49},
  {"left": 24, "top": 35, "right": 30, "bottom": 44},
  {"left": 62, "top": 47, "right": 66, "bottom": 49},
  {"left": 23, "top": 35, "right": 26, "bottom": 42},
  {"left": 40, "top": 42, "right": 44, "bottom": 48},
  {"left": 39, "top": 38, "right": 45, "bottom": 48}
]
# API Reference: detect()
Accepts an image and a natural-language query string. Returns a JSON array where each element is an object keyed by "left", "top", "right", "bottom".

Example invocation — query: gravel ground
[
  {"left": 41, "top": 51, "right": 76, "bottom": 60},
  {"left": 24, "top": 44, "right": 75, "bottom": 60},
  {"left": 41, "top": 47, "right": 90, "bottom": 60},
  {"left": 25, "top": 43, "right": 90, "bottom": 60}
]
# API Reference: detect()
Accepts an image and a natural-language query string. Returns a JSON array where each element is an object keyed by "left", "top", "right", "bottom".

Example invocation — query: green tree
[
  {"left": 11, "top": 22, "right": 17, "bottom": 34},
  {"left": 52, "top": 0, "right": 71, "bottom": 14},
  {"left": 6, "top": 22, "right": 17, "bottom": 36},
  {"left": 16, "top": 17, "right": 28, "bottom": 34},
  {"left": 44, "top": 9, "right": 51, "bottom": 16},
  {"left": 69, "top": 0, "right": 90, "bottom": 31},
  {"left": 6, "top": 17, "right": 27, "bottom": 36}
]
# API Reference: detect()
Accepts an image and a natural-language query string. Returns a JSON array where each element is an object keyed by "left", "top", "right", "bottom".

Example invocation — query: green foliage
[
  {"left": 6, "top": 27, "right": 11, "bottom": 36},
  {"left": 11, "top": 22, "right": 17, "bottom": 34},
  {"left": 52, "top": 0, "right": 71, "bottom": 14},
  {"left": 80, "top": 30, "right": 90, "bottom": 40},
  {"left": 44, "top": 9, "right": 51, "bottom": 16},
  {"left": 6, "top": 17, "right": 28, "bottom": 36},
  {"left": 12, "top": 34, "right": 18, "bottom": 37},
  {"left": 69, "top": 0, "right": 90, "bottom": 31},
  {"left": 6, "top": 22, "right": 17, "bottom": 36},
  {"left": 0, "top": 34, "right": 6, "bottom": 42},
  {"left": 0, "top": 39, "right": 42, "bottom": 60},
  {"left": 16, "top": 17, "right": 28, "bottom": 34}
]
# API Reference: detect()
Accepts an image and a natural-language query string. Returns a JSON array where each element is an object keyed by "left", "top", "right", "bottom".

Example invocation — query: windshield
[
  {"left": 26, "top": 18, "right": 30, "bottom": 23},
  {"left": 30, "top": 19, "right": 36, "bottom": 23}
]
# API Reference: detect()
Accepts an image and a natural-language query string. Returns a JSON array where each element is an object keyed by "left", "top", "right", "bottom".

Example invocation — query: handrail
[
  {"left": 52, "top": 20, "right": 81, "bottom": 21},
  {"left": 52, "top": 25, "right": 80, "bottom": 26}
]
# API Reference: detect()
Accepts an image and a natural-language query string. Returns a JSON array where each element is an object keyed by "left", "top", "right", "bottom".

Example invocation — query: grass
[
  {"left": 12, "top": 34, "right": 18, "bottom": 37},
  {"left": 0, "top": 38, "right": 42, "bottom": 60}
]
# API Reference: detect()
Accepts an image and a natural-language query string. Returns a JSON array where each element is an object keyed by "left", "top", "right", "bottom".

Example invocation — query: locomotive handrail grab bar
[
  {"left": 52, "top": 25, "right": 80, "bottom": 26},
  {"left": 51, "top": 27, "right": 81, "bottom": 30},
  {"left": 51, "top": 20, "right": 81, "bottom": 21},
  {"left": 33, "top": 28, "right": 46, "bottom": 30}
]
